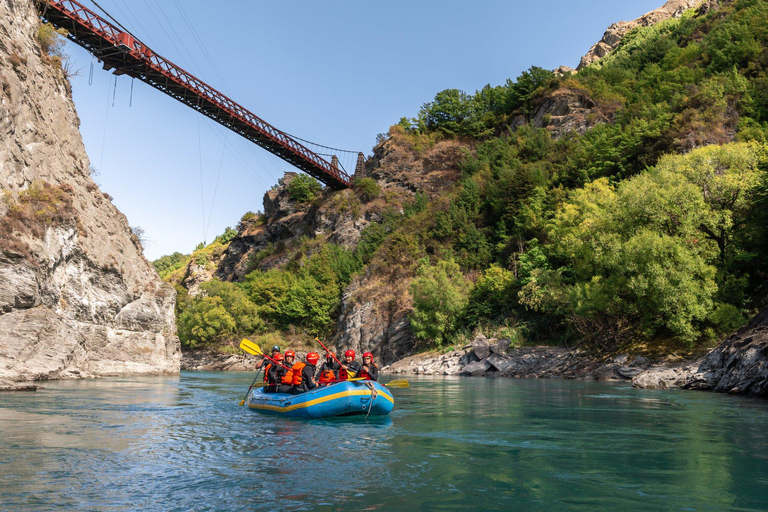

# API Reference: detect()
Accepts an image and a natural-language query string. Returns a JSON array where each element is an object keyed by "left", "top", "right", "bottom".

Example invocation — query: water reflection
[{"left": 1, "top": 373, "right": 767, "bottom": 510}]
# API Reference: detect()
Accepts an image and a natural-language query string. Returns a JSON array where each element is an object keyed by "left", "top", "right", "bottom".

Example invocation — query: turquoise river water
[{"left": 1, "top": 372, "right": 768, "bottom": 511}]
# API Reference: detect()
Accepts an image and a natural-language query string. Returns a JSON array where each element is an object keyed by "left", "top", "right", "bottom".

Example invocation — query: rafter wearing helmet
[
  {"left": 359, "top": 352, "right": 379, "bottom": 381},
  {"left": 291, "top": 352, "right": 320, "bottom": 394},
  {"left": 338, "top": 350, "right": 362, "bottom": 381}
]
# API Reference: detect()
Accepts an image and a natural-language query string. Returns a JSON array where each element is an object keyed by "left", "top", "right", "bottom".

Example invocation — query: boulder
[
  {"left": 486, "top": 353, "right": 515, "bottom": 373},
  {"left": 462, "top": 360, "right": 492, "bottom": 376},
  {"left": 472, "top": 335, "right": 491, "bottom": 360},
  {"left": 490, "top": 339, "right": 512, "bottom": 355}
]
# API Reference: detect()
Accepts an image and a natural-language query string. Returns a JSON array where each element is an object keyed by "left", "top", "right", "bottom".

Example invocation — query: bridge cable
[
  {"left": 197, "top": 115, "right": 207, "bottom": 245},
  {"left": 98, "top": 74, "right": 112, "bottom": 173},
  {"left": 111, "top": 74, "right": 117, "bottom": 107},
  {"left": 201, "top": 119, "right": 276, "bottom": 192},
  {"left": 205, "top": 132, "right": 228, "bottom": 240}
]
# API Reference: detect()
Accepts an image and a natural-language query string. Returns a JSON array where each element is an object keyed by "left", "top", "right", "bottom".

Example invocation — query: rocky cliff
[
  {"left": 0, "top": 0, "right": 179, "bottom": 382},
  {"left": 633, "top": 306, "right": 768, "bottom": 397},
  {"left": 577, "top": 0, "right": 704, "bottom": 69}
]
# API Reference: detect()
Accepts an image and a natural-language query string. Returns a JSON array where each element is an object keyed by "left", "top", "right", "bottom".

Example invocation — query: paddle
[
  {"left": 238, "top": 367, "right": 263, "bottom": 407},
  {"left": 314, "top": 337, "right": 345, "bottom": 367},
  {"left": 238, "top": 339, "right": 291, "bottom": 406},
  {"left": 239, "top": 339, "right": 290, "bottom": 370},
  {"left": 383, "top": 379, "right": 409, "bottom": 388}
]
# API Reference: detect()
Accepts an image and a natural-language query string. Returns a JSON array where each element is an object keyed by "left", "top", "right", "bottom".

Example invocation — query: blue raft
[{"left": 247, "top": 380, "right": 394, "bottom": 418}]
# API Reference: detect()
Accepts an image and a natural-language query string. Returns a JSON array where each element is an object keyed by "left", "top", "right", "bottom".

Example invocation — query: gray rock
[
  {"left": 490, "top": 339, "right": 512, "bottom": 355},
  {"left": 472, "top": 335, "right": 491, "bottom": 360},
  {"left": 462, "top": 360, "right": 492, "bottom": 376},
  {"left": 486, "top": 353, "right": 515, "bottom": 373},
  {"left": 459, "top": 350, "right": 480, "bottom": 366}
]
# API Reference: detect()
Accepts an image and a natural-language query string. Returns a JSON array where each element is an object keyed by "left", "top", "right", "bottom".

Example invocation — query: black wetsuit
[
  {"left": 292, "top": 364, "right": 317, "bottom": 394},
  {"left": 341, "top": 360, "right": 362, "bottom": 379},
  {"left": 360, "top": 362, "right": 379, "bottom": 381},
  {"left": 272, "top": 364, "right": 293, "bottom": 394}
]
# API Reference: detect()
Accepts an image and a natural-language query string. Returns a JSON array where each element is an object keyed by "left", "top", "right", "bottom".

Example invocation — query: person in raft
[
  {"left": 256, "top": 345, "right": 280, "bottom": 370},
  {"left": 263, "top": 352, "right": 284, "bottom": 393},
  {"left": 338, "top": 350, "right": 362, "bottom": 381},
  {"left": 274, "top": 350, "right": 296, "bottom": 393},
  {"left": 316, "top": 352, "right": 340, "bottom": 385},
  {"left": 359, "top": 352, "right": 379, "bottom": 381},
  {"left": 292, "top": 352, "right": 319, "bottom": 394}
]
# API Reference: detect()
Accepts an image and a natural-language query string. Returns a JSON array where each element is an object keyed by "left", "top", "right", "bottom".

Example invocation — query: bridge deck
[{"left": 36, "top": 0, "right": 352, "bottom": 189}]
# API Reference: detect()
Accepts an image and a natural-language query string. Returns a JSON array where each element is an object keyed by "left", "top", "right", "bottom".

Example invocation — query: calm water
[{"left": 1, "top": 373, "right": 768, "bottom": 511}]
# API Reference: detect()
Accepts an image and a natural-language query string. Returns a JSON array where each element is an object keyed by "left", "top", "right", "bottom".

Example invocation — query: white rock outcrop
[{"left": 0, "top": 0, "right": 179, "bottom": 382}]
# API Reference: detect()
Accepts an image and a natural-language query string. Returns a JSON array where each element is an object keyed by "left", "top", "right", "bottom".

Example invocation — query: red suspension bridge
[{"left": 35, "top": 0, "right": 359, "bottom": 190}]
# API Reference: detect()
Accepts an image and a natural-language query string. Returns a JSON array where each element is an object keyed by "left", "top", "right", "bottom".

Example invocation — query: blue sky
[{"left": 62, "top": 0, "right": 664, "bottom": 260}]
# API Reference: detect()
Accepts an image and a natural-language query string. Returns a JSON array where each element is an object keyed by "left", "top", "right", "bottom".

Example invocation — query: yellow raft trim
[{"left": 248, "top": 388, "right": 394, "bottom": 412}]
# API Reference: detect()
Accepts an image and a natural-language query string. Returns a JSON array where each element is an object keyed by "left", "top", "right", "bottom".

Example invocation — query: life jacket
[
  {"left": 359, "top": 364, "right": 377, "bottom": 380},
  {"left": 263, "top": 363, "right": 273, "bottom": 383},
  {"left": 291, "top": 362, "right": 307, "bottom": 386},
  {"left": 281, "top": 366, "right": 295, "bottom": 385},
  {"left": 337, "top": 367, "right": 348, "bottom": 381},
  {"left": 318, "top": 367, "right": 336, "bottom": 384}
]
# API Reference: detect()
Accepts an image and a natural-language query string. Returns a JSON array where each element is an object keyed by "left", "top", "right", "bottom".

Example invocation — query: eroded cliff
[{"left": 0, "top": 0, "right": 179, "bottom": 382}]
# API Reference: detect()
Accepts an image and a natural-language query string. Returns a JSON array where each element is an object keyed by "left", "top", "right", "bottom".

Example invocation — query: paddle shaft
[
  {"left": 315, "top": 337, "right": 345, "bottom": 369},
  {"left": 239, "top": 367, "right": 263, "bottom": 406}
]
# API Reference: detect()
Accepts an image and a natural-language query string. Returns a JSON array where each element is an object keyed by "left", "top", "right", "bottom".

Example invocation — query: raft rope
[{"left": 364, "top": 381, "right": 377, "bottom": 418}]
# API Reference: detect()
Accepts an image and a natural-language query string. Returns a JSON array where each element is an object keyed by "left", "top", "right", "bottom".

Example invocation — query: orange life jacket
[
  {"left": 359, "top": 364, "right": 377, "bottom": 380},
  {"left": 281, "top": 366, "right": 295, "bottom": 385},
  {"left": 318, "top": 368, "right": 336, "bottom": 383},
  {"left": 291, "top": 362, "right": 307, "bottom": 386},
  {"left": 263, "top": 363, "right": 273, "bottom": 383}
]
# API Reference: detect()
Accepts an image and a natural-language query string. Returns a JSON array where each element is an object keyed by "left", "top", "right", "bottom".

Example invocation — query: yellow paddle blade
[
  {"left": 238, "top": 399, "right": 245, "bottom": 406},
  {"left": 384, "top": 379, "right": 410, "bottom": 388},
  {"left": 239, "top": 338, "right": 263, "bottom": 356}
]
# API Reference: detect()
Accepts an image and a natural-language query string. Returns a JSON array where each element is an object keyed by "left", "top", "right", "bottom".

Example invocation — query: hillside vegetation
[{"left": 158, "top": 0, "right": 768, "bottom": 357}]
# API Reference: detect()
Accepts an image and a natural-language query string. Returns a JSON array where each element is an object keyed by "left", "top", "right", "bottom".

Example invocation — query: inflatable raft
[{"left": 247, "top": 380, "right": 394, "bottom": 418}]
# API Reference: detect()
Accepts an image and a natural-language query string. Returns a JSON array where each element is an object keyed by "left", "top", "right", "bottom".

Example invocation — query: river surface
[{"left": 1, "top": 373, "right": 768, "bottom": 511}]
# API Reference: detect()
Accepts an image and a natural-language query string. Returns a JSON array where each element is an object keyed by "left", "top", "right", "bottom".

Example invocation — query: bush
[
  {"left": 36, "top": 23, "right": 67, "bottom": 58},
  {"left": 286, "top": 173, "right": 322, "bottom": 202},
  {"left": 177, "top": 279, "right": 263, "bottom": 348},
  {"left": 153, "top": 252, "right": 190, "bottom": 279},
  {"left": 354, "top": 177, "right": 381, "bottom": 202},
  {"left": 1, "top": 181, "right": 77, "bottom": 240},
  {"left": 410, "top": 259, "right": 470, "bottom": 347}
]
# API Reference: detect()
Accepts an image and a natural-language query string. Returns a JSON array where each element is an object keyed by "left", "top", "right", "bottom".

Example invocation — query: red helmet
[
  {"left": 362, "top": 352, "right": 373, "bottom": 360},
  {"left": 284, "top": 350, "right": 295, "bottom": 359},
  {"left": 344, "top": 350, "right": 355, "bottom": 358},
  {"left": 306, "top": 352, "right": 320, "bottom": 365},
  {"left": 273, "top": 353, "right": 283, "bottom": 361}
]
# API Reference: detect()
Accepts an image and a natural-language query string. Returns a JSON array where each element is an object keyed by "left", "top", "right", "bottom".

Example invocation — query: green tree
[
  {"left": 464, "top": 265, "right": 515, "bottom": 328},
  {"left": 410, "top": 259, "right": 470, "bottom": 346}
]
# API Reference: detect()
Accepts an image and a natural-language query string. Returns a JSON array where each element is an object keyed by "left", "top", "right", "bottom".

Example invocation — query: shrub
[
  {"left": 177, "top": 279, "right": 263, "bottom": 348},
  {"left": 354, "top": 177, "right": 381, "bottom": 202},
  {"left": 1, "top": 181, "right": 77, "bottom": 240},
  {"left": 409, "top": 259, "right": 470, "bottom": 347},
  {"left": 153, "top": 252, "right": 190, "bottom": 279},
  {"left": 36, "top": 23, "right": 67, "bottom": 58},
  {"left": 286, "top": 173, "right": 322, "bottom": 202}
]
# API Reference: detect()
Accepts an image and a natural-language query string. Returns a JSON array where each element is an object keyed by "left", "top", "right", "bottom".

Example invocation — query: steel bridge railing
[{"left": 35, "top": 0, "right": 353, "bottom": 189}]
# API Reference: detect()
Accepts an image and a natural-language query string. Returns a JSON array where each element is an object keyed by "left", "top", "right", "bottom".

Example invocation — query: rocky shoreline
[{"left": 381, "top": 334, "right": 655, "bottom": 382}]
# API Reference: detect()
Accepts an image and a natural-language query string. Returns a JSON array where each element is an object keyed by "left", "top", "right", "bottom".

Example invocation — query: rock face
[
  {"left": 0, "top": 0, "right": 180, "bottom": 382},
  {"left": 577, "top": 0, "right": 703, "bottom": 69},
  {"left": 633, "top": 306, "right": 768, "bottom": 397},
  {"left": 332, "top": 135, "right": 468, "bottom": 364},
  {"left": 217, "top": 172, "right": 382, "bottom": 281},
  {"left": 511, "top": 88, "right": 612, "bottom": 138}
]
